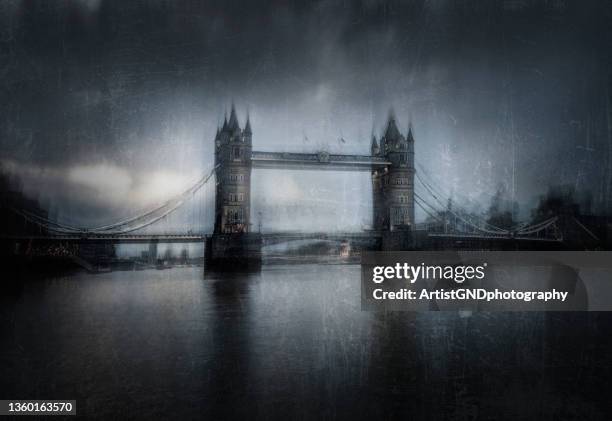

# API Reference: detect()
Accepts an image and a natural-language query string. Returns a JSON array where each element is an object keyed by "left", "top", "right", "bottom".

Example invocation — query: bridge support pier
[
  {"left": 148, "top": 240, "right": 158, "bottom": 265},
  {"left": 77, "top": 242, "right": 116, "bottom": 272},
  {"left": 204, "top": 233, "right": 262, "bottom": 273},
  {"left": 381, "top": 229, "right": 414, "bottom": 251}
]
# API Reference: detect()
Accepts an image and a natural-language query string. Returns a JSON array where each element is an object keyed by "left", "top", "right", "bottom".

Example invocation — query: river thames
[{"left": 2, "top": 264, "right": 611, "bottom": 419}]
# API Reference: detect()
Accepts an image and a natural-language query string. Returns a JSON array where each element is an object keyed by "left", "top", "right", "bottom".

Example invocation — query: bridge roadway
[
  {"left": 427, "top": 233, "right": 563, "bottom": 242},
  {"left": 260, "top": 231, "right": 382, "bottom": 246},
  {"left": 1, "top": 230, "right": 562, "bottom": 245},
  {"left": 1, "top": 234, "right": 209, "bottom": 244},
  {"left": 251, "top": 151, "right": 391, "bottom": 171},
  {"left": 1, "top": 231, "right": 385, "bottom": 245}
]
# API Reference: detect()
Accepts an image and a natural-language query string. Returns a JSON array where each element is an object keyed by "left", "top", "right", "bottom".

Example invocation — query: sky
[{"left": 1, "top": 0, "right": 611, "bottom": 232}]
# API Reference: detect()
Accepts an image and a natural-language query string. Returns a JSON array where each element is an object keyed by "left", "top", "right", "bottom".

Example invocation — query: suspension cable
[
  {"left": 416, "top": 172, "right": 510, "bottom": 235},
  {"left": 8, "top": 165, "right": 218, "bottom": 236}
]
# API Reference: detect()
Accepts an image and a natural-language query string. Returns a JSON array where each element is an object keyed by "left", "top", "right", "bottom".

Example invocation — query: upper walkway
[{"left": 251, "top": 151, "right": 391, "bottom": 171}]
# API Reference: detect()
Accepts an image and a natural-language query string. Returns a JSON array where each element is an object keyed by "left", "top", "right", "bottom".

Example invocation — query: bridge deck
[
  {"left": 1, "top": 230, "right": 561, "bottom": 244},
  {"left": 427, "top": 233, "right": 562, "bottom": 242},
  {"left": 0, "top": 234, "right": 208, "bottom": 244},
  {"left": 0, "top": 232, "right": 383, "bottom": 244},
  {"left": 251, "top": 151, "right": 390, "bottom": 171}
]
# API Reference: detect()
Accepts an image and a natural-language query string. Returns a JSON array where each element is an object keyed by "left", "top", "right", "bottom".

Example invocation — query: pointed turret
[
  {"left": 379, "top": 134, "right": 386, "bottom": 154},
  {"left": 244, "top": 114, "right": 252, "bottom": 136},
  {"left": 222, "top": 114, "right": 228, "bottom": 132},
  {"left": 370, "top": 135, "right": 379, "bottom": 155},
  {"left": 384, "top": 114, "right": 401, "bottom": 142},
  {"left": 243, "top": 114, "right": 252, "bottom": 145},
  {"left": 406, "top": 123, "right": 414, "bottom": 142},
  {"left": 228, "top": 103, "right": 240, "bottom": 131}
]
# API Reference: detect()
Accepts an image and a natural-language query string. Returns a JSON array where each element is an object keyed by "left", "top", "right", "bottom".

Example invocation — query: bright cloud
[{"left": 2, "top": 159, "right": 200, "bottom": 215}]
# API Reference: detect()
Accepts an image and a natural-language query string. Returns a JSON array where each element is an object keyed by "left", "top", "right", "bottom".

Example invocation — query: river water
[{"left": 1, "top": 264, "right": 611, "bottom": 419}]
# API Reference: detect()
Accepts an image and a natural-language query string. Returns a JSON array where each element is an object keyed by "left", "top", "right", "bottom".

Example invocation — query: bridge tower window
[{"left": 392, "top": 207, "right": 410, "bottom": 225}]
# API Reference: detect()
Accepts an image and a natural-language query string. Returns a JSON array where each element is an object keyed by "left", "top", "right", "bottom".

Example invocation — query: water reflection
[
  {"left": 1, "top": 265, "right": 611, "bottom": 419},
  {"left": 206, "top": 273, "right": 254, "bottom": 419}
]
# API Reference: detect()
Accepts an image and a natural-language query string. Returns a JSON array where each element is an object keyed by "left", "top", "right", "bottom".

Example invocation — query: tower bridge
[
  {"left": 206, "top": 105, "right": 416, "bottom": 269},
  {"left": 211, "top": 105, "right": 414, "bottom": 237},
  {"left": 4, "top": 104, "right": 581, "bottom": 272}
]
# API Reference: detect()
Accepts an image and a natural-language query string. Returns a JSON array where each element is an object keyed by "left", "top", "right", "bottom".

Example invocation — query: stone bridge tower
[
  {"left": 213, "top": 105, "right": 253, "bottom": 234},
  {"left": 371, "top": 114, "right": 415, "bottom": 236},
  {"left": 207, "top": 105, "right": 261, "bottom": 272}
]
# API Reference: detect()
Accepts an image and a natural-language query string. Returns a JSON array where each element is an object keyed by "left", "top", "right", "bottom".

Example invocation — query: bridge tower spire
[
  {"left": 370, "top": 134, "right": 379, "bottom": 156},
  {"left": 213, "top": 105, "right": 252, "bottom": 234},
  {"left": 207, "top": 105, "right": 261, "bottom": 272},
  {"left": 244, "top": 113, "right": 252, "bottom": 138},
  {"left": 372, "top": 112, "right": 415, "bottom": 247}
]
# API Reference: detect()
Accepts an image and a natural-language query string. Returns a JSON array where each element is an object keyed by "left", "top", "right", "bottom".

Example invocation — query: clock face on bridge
[{"left": 317, "top": 151, "right": 330, "bottom": 163}]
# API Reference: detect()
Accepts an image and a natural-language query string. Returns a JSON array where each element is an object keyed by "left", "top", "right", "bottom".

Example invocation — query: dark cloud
[{"left": 1, "top": 0, "right": 611, "bottom": 227}]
